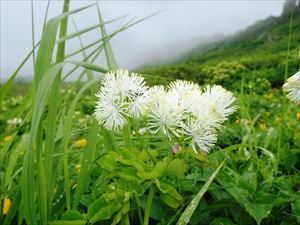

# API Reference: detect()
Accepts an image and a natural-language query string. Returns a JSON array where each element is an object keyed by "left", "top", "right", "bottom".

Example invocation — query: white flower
[
  {"left": 202, "top": 85, "right": 236, "bottom": 122},
  {"left": 94, "top": 94, "right": 127, "bottom": 130},
  {"left": 147, "top": 88, "right": 184, "bottom": 138},
  {"left": 127, "top": 91, "right": 151, "bottom": 118},
  {"left": 168, "top": 80, "right": 202, "bottom": 110},
  {"left": 147, "top": 81, "right": 236, "bottom": 153},
  {"left": 182, "top": 118, "right": 217, "bottom": 153},
  {"left": 283, "top": 71, "right": 300, "bottom": 104},
  {"left": 94, "top": 69, "right": 149, "bottom": 130},
  {"left": 138, "top": 127, "right": 148, "bottom": 135},
  {"left": 188, "top": 98, "right": 221, "bottom": 129},
  {"left": 7, "top": 117, "right": 22, "bottom": 126}
]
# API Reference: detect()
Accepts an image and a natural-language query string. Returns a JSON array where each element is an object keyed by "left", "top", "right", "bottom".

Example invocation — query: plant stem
[
  {"left": 123, "top": 122, "right": 132, "bottom": 151},
  {"left": 143, "top": 185, "right": 155, "bottom": 225},
  {"left": 144, "top": 149, "right": 157, "bottom": 164}
]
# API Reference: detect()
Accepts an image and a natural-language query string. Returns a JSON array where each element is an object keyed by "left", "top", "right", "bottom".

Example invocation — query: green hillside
[{"left": 142, "top": 2, "right": 300, "bottom": 93}]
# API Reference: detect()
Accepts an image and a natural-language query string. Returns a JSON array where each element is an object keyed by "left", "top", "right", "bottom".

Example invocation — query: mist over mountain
[
  {"left": 141, "top": 0, "right": 300, "bottom": 90},
  {"left": 140, "top": 0, "right": 300, "bottom": 68},
  {"left": 136, "top": 33, "right": 226, "bottom": 69}
]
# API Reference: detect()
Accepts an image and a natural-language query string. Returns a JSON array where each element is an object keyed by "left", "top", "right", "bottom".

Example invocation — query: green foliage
[{"left": 1, "top": 1, "right": 300, "bottom": 225}]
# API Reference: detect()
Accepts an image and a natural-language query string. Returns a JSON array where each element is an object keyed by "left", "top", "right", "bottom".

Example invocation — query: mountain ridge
[{"left": 141, "top": 0, "right": 300, "bottom": 91}]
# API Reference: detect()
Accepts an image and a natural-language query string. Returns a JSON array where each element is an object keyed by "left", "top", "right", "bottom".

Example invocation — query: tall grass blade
[
  {"left": 72, "top": 118, "right": 98, "bottom": 209},
  {"left": 31, "top": 0, "right": 36, "bottom": 74},
  {"left": 0, "top": 42, "right": 39, "bottom": 103},
  {"left": 58, "top": 15, "right": 126, "bottom": 43},
  {"left": 33, "top": 3, "right": 94, "bottom": 92},
  {"left": 96, "top": 2, "right": 118, "bottom": 70},
  {"left": 72, "top": 19, "right": 95, "bottom": 81},
  {"left": 176, "top": 160, "right": 226, "bottom": 225},
  {"left": 44, "top": 0, "right": 70, "bottom": 217}
]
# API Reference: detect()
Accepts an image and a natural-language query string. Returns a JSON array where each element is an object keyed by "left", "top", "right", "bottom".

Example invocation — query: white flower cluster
[
  {"left": 7, "top": 117, "right": 23, "bottom": 126},
  {"left": 147, "top": 81, "right": 236, "bottom": 153},
  {"left": 95, "top": 70, "right": 236, "bottom": 153},
  {"left": 95, "top": 69, "right": 150, "bottom": 130},
  {"left": 283, "top": 71, "right": 300, "bottom": 104}
]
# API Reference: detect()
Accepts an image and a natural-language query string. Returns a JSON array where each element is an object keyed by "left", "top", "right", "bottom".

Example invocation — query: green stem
[
  {"left": 134, "top": 193, "right": 143, "bottom": 225},
  {"left": 123, "top": 122, "right": 132, "bottom": 151},
  {"left": 101, "top": 127, "right": 117, "bottom": 152},
  {"left": 284, "top": 6, "right": 293, "bottom": 81},
  {"left": 143, "top": 185, "right": 155, "bottom": 225},
  {"left": 144, "top": 149, "right": 157, "bottom": 164}
]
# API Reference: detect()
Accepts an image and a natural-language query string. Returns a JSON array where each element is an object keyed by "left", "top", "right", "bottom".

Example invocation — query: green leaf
[
  {"left": 89, "top": 201, "right": 122, "bottom": 224},
  {"left": 165, "top": 158, "right": 189, "bottom": 177},
  {"left": 48, "top": 220, "right": 86, "bottom": 225},
  {"left": 61, "top": 210, "right": 86, "bottom": 221},
  {"left": 210, "top": 218, "right": 236, "bottom": 225},
  {"left": 98, "top": 151, "right": 121, "bottom": 170},
  {"left": 292, "top": 196, "right": 300, "bottom": 222},
  {"left": 87, "top": 198, "right": 107, "bottom": 220},
  {"left": 155, "top": 179, "right": 183, "bottom": 208},
  {"left": 244, "top": 202, "right": 273, "bottom": 225}
]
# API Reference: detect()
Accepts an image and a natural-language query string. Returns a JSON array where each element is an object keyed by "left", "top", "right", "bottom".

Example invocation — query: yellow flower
[
  {"left": 264, "top": 93, "right": 273, "bottom": 100},
  {"left": 2, "top": 198, "right": 11, "bottom": 215},
  {"left": 265, "top": 112, "right": 270, "bottom": 117},
  {"left": 297, "top": 112, "right": 300, "bottom": 119},
  {"left": 3, "top": 135, "right": 12, "bottom": 142},
  {"left": 73, "top": 139, "right": 87, "bottom": 148},
  {"left": 235, "top": 119, "right": 240, "bottom": 124},
  {"left": 275, "top": 116, "right": 281, "bottom": 123},
  {"left": 259, "top": 123, "right": 267, "bottom": 130},
  {"left": 75, "top": 164, "right": 81, "bottom": 173}
]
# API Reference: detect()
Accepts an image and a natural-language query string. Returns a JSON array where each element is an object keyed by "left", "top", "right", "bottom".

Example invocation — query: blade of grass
[
  {"left": 20, "top": 59, "right": 105, "bottom": 225},
  {"left": 21, "top": 4, "right": 94, "bottom": 224},
  {"left": 59, "top": 76, "right": 103, "bottom": 209},
  {"left": 58, "top": 15, "right": 127, "bottom": 44},
  {"left": 72, "top": 19, "right": 95, "bottom": 81},
  {"left": 64, "top": 16, "right": 135, "bottom": 59},
  {"left": 42, "top": 0, "right": 51, "bottom": 30},
  {"left": 176, "top": 159, "right": 226, "bottom": 225},
  {"left": 44, "top": 0, "right": 70, "bottom": 217},
  {"left": 96, "top": 1, "right": 118, "bottom": 70},
  {"left": 33, "top": 3, "right": 94, "bottom": 92},
  {"left": 31, "top": 0, "right": 36, "bottom": 74},
  {"left": 63, "top": 44, "right": 104, "bottom": 80},
  {"left": 0, "top": 42, "right": 39, "bottom": 103},
  {"left": 72, "top": 118, "right": 98, "bottom": 209},
  {"left": 75, "top": 47, "right": 103, "bottom": 84}
]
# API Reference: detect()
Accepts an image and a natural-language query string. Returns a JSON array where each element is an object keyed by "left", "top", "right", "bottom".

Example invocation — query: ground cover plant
[{"left": 1, "top": 1, "right": 300, "bottom": 225}]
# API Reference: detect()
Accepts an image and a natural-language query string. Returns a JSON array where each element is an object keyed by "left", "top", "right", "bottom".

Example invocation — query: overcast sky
[{"left": 0, "top": 0, "right": 285, "bottom": 81}]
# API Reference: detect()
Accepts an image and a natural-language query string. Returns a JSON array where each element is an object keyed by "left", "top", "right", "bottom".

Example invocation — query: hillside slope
[{"left": 141, "top": 2, "right": 300, "bottom": 93}]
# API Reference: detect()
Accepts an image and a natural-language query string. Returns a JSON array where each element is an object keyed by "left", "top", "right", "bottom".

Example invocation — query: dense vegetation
[{"left": 1, "top": 1, "right": 300, "bottom": 225}]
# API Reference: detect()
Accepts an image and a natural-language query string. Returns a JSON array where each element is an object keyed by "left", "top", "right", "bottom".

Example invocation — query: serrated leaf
[
  {"left": 89, "top": 201, "right": 122, "bottom": 223},
  {"left": 155, "top": 179, "right": 183, "bottom": 208},
  {"left": 165, "top": 158, "right": 189, "bottom": 177},
  {"left": 245, "top": 202, "right": 273, "bottom": 225},
  {"left": 98, "top": 151, "right": 120, "bottom": 171}
]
